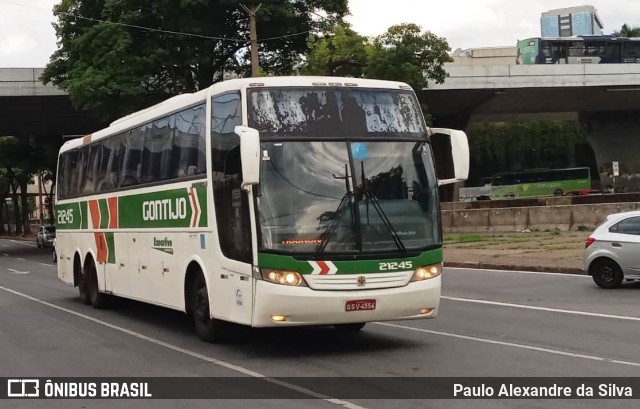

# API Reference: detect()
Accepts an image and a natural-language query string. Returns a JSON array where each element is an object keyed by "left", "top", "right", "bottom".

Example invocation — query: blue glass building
[{"left": 540, "top": 6, "right": 603, "bottom": 37}]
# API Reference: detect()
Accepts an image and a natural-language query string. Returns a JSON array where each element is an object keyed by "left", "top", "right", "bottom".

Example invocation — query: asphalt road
[{"left": 1, "top": 237, "right": 639, "bottom": 409}]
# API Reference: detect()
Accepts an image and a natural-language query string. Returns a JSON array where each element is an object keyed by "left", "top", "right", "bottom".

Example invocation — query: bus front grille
[{"left": 304, "top": 271, "right": 413, "bottom": 291}]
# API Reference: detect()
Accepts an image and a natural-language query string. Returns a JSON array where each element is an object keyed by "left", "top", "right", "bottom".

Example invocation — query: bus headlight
[
  {"left": 411, "top": 264, "right": 442, "bottom": 282},
  {"left": 261, "top": 269, "right": 307, "bottom": 287}
]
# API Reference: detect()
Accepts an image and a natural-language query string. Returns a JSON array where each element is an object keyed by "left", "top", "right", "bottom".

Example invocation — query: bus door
[
  {"left": 603, "top": 42, "right": 622, "bottom": 63},
  {"left": 210, "top": 91, "right": 254, "bottom": 325},
  {"left": 550, "top": 42, "right": 568, "bottom": 64}
]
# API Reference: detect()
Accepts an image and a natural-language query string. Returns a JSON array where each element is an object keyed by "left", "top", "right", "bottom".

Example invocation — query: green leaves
[
  {"left": 303, "top": 22, "right": 369, "bottom": 77},
  {"left": 613, "top": 24, "right": 640, "bottom": 37},
  {"left": 43, "top": 0, "right": 349, "bottom": 122},
  {"left": 302, "top": 22, "right": 452, "bottom": 91},
  {"left": 467, "top": 121, "right": 587, "bottom": 182}
]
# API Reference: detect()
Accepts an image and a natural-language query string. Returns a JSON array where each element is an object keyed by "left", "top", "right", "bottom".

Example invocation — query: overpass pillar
[{"left": 581, "top": 111, "right": 640, "bottom": 191}]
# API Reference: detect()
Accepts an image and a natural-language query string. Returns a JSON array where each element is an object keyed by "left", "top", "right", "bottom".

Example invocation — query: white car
[{"left": 584, "top": 211, "right": 640, "bottom": 288}]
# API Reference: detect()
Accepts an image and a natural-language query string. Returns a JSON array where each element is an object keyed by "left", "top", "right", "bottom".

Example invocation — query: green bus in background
[
  {"left": 516, "top": 38, "right": 542, "bottom": 65},
  {"left": 490, "top": 167, "right": 591, "bottom": 199}
]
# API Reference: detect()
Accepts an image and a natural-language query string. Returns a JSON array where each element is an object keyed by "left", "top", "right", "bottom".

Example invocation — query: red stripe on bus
[
  {"left": 94, "top": 233, "right": 107, "bottom": 263},
  {"left": 88, "top": 200, "right": 101, "bottom": 229},
  {"left": 83, "top": 134, "right": 93, "bottom": 144},
  {"left": 107, "top": 197, "right": 118, "bottom": 228},
  {"left": 189, "top": 187, "right": 199, "bottom": 228},
  {"left": 317, "top": 260, "right": 330, "bottom": 275}
]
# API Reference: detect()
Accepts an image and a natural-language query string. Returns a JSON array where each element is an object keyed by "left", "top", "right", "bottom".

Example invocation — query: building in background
[
  {"left": 541, "top": 5, "right": 604, "bottom": 37},
  {"left": 450, "top": 46, "right": 517, "bottom": 66}
]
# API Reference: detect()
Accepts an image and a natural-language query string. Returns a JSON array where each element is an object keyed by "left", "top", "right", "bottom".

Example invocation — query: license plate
[{"left": 345, "top": 299, "right": 376, "bottom": 312}]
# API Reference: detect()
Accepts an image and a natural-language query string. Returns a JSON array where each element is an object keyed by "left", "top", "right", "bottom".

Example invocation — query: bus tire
[
  {"left": 85, "top": 258, "right": 108, "bottom": 309},
  {"left": 333, "top": 323, "right": 366, "bottom": 333},
  {"left": 77, "top": 256, "right": 91, "bottom": 305},
  {"left": 191, "top": 273, "right": 228, "bottom": 343}
]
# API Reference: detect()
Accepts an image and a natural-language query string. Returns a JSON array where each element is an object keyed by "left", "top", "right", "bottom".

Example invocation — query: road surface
[{"left": 0, "top": 238, "right": 638, "bottom": 409}]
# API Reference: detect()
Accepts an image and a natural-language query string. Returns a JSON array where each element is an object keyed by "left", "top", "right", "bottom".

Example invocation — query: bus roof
[
  {"left": 59, "top": 76, "right": 413, "bottom": 155},
  {"left": 519, "top": 35, "right": 636, "bottom": 42}
]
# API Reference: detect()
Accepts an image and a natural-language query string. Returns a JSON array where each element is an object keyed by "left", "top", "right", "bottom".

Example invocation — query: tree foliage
[
  {"left": 466, "top": 120, "right": 588, "bottom": 184},
  {"left": 366, "top": 23, "right": 452, "bottom": 89},
  {"left": 42, "top": 0, "right": 348, "bottom": 122},
  {"left": 0, "top": 136, "right": 64, "bottom": 235},
  {"left": 303, "top": 22, "right": 452, "bottom": 91},
  {"left": 613, "top": 24, "right": 640, "bottom": 37},
  {"left": 302, "top": 21, "right": 369, "bottom": 77}
]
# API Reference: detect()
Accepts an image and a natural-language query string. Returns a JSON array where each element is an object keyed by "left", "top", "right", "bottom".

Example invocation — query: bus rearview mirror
[
  {"left": 429, "top": 128, "right": 470, "bottom": 186},
  {"left": 235, "top": 126, "right": 261, "bottom": 188}
]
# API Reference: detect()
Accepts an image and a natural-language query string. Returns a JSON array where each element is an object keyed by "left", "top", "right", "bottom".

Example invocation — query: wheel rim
[
  {"left": 599, "top": 265, "right": 615, "bottom": 284},
  {"left": 194, "top": 288, "right": 209, "bottom": 324}
]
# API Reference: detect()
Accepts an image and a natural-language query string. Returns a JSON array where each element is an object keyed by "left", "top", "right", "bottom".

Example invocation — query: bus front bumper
[{"left": 252, "top": 276, "right": 441, "bottom": 327}]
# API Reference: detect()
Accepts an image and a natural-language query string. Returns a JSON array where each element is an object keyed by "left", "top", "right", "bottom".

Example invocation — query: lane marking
[
  {"left": 445, "top": 266, "right": 589, "bottom": 278},
  {"left": 0, "top": 285, "right": 364, "bottom": 409},
  {"left": 39, "top": 262, "right": 54, "bottom": 267},
  {"left": 8, "top": 240, "right": 36, "bottom": 247},
  {"left": 441, "top": 296, "right": 640, "bottom": 322},
  {"left": 16, "top": 257, "right": 26, "bottom": 261},
  {"left": 7, "top": 269, "right": 29, "bottom": 275},
  {"left": 375, "top": 322, "right": 640, "bottom": 368},
  {"left": 2, "top": 254, "right": 8, "bottom": 257}
]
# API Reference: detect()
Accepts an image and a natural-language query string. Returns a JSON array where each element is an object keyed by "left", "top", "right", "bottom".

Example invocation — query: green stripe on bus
[
  {"left": 257, "top": 248, "right": 443, "bottom": 275},
  {"left": 99, "top": 199, "right": 110, "bottom": 229},
  {"left": 105, "top": 232, "right": 116, "bottom": 264},
  {"left": 55, "top": 201, "right": 88, "bottom": 230},
  {"left": 80, "top": 201, "right": 88, "bottom": 229},
  {"left": 57, "top": 186, "right": 209, "bottom": 230},
  {"left": 197, "top": 189, "right": 207, "bottom": 228}
]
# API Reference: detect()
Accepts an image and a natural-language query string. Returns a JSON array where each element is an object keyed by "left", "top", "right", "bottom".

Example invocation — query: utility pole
[
  {"left": 240, "top": 3, "right": 262, "bottom": 77},
  {"left": 37, "top": 172, "right": 44, "bottom": 226}
]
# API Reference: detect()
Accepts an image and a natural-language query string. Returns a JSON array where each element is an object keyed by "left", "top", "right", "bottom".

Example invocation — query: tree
[
  {"left": 42, "top": 0, "right": 348, "bottom": 122},
  {"left": 302, "top": 21, "right": 369, "bottom": 77},
  {"left": 613, "top": 24, "right": 640, "bottom": 37},
  {"left": 366, "top": 23, "right": 452, "bottom": 90}
]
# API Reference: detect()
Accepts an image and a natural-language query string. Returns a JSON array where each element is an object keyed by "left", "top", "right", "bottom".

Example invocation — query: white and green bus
[{"left": 55, "top": 77, "right": 469, "bottom": 342}]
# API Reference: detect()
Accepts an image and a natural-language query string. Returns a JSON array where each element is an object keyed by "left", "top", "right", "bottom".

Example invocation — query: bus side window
[
  {"left": 65, "top": 149, "right": 80, "bottom": 198},
  {"left": 142, "top": 117, "right": 173, "bottom": 184},
  {"left": 80, "top": 144, "right": 101, "bottom": 195},
  {"left": 211, "top": 92, "right": 251, "bottom": 263},
  {"left": 58, "top": 153, "right": 71, "bottom": 199},
  {"left": 121, "top": 128, "right": 143, "bottom": 187},
  {"left": 172, "top": 104, "right": 207, "bottom": 178}
]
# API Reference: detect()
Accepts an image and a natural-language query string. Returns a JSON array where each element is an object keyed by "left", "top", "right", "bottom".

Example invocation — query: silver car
[
  {"left": 584, "top": 211, "right": 640, "bottom": 288},
  {"left": 36, "top": 225, "right": 56, "bottom": 248}
]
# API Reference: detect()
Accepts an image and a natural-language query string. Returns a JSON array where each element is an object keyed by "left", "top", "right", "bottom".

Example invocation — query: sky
[{"left": 1, "top": 0, "right": 640, "bottom": 67}]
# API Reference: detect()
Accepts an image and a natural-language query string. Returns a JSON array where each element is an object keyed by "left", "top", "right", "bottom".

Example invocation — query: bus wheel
[
  {"left": 333, "top": 323, "right": 366, "bottom": 333},
  {"left": 85, "top": 258, "right": 108, "bottom": 309},
  {"left": 191, "top": 274, "right": 228, "bottom": 343},
  {"left": 554, "top": 189, "right": 563, "bottom": 196},
  {"left": 77, "top": 259, "right": 91, "bottom": 305}
]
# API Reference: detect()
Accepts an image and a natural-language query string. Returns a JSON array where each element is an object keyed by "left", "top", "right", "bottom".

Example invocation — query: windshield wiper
[
  {"left": 316, "top": 164, "right": 355, "bottom": 255},
  {"left": 360, "top": 161, "right": 407, "bottom": 254}
]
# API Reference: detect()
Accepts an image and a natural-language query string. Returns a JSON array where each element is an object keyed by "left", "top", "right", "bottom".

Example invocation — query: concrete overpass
[
  {"left": 0, "top": 68, "right": 101, "bottom": 137},
  {"left": 418, "top": 64, "right": 640, "bottom": 191},
  {"left": 421, "top": 64, "right": 640, "bottom": 126},
  {"left": 4, "top": 65, "right": 640, "bottom": 189}
]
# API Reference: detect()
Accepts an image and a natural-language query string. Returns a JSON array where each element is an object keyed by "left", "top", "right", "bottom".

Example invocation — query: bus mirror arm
[
  {"left": 235, "top": 126, "right": 261, "bottom": 189},
  {"left": 430, "top": 128, "right": 470, "bottom": 186}
]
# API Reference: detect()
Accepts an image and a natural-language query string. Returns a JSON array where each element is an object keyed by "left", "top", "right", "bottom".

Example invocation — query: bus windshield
[
  {"left": 256, "top": 140, "right": 440, "bottom": 255},
  {"left": 248, "top": 87, "right": 426, "bottom": 139}
]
